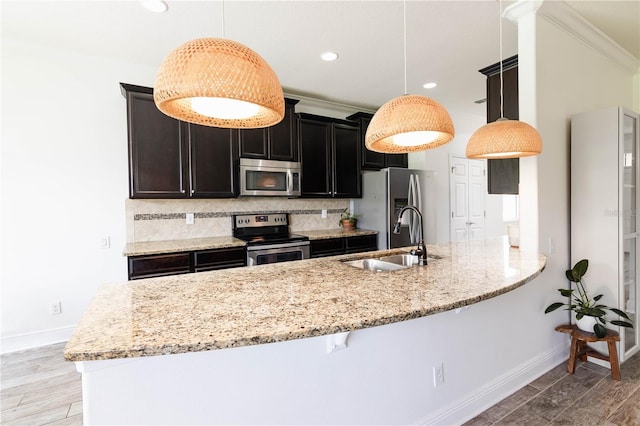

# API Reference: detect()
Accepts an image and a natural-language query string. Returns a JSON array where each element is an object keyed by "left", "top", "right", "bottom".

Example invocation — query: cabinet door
[
  {"left": 299, "top": 118, "right": 332, "bottom": 197},
  {"left": 360, "top": 116, "right": 386, "bottom": 170},
  {"left": 485, "top": 63, "right": 519, "bottom": 194},
  {"left": 128, "top": 252, "right": 191, "bottom": 280},
  {"left": 193, "top": 247, "right": 246, "bottom": 272},
  {"left": 345, "top": 234, "right": 377, "bottom": 254},
  {"left": 239, "top": 128, "right": 268, "bottom": 159},
  {"left": 269, "top": 100, "right": 298, "bottom": 161},
  {"left": 333, "top": 123, "right": 362, "bottom": 198},
  {"left": 385, "top": 153, "right": 408, "bottom": 168},
  {"left": 310, "top": 238, "right": 345, "bottom": 258},
  {"left": 189, "top": 124, "right": 238, "bottom": 198},
  {"left": 126, "top": 89, "right": 189, "bottom": 198}
]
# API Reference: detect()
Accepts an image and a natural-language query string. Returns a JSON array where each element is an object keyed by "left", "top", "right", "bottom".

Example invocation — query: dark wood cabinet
[
  {"left": 193, "top": 247, "right": 246, "bottom": 272},
  {"left": 121, "top": 83, "right": 239, "bottom": 199},
  {"left": 310, "top": 238, "right": 346, "bottom": 258},
  {"left": 298, "top": 113, "right": 361, "bottom": 198},
  {"left": 188, "top": 124, "right": 238, "bottom": 198},
  {"left": 346, "top": 112, "right": 408, "bottom": 170},
  {"left": 309, "top": 234, "right": 377, "bottom": 258},
  {"left": 239, "top": 98, "right": 299, "bottom": 161},
  {"left": 128, "top": 252, "right": 192, "bottom": 280},
  {"left": 128, "top": 246, "right": 247, "bottom": 280},
  {"left": 479, "top": 55, "right": 519, "bottom": 194},
  {"left": 345, "top": 234, "right": 378, "bottom": 254},
  {"left": 123, "top": 84, "right": 189, "bottom": 198}
]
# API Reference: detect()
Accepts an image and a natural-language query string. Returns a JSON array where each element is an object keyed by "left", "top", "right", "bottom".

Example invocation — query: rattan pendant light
[
  {"left": 466, "top": 0, "right": 542, "bottom": 159},
  {"left": 365, "top": 0, "right": 455, "bottom": 154},
  {"left": 153, "top": 2, "right": 284, "bottom": 128}
]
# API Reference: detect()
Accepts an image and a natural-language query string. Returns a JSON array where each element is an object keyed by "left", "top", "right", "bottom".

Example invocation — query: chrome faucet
[{"left": 393, "top": 205, "right": 428, "bottom": 266}]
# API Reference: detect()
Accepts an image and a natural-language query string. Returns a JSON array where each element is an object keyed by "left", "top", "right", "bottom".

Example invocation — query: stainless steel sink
[
  {"left": 342, "top": 253, "right": 440, "bottom": 272},
  {"left": 378, "top": 254, "right": 419, "bottom": 266},
  {"left": 342, "top": 258, "right": 409, "bottom": 272}
]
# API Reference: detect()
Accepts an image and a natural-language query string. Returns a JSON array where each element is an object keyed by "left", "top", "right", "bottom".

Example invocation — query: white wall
[
  {"left": 0, "top": 39, "right": 156, "bottom": 351},
  {"left": 408, "top": 111, "right": 506, "bottom": 243}
]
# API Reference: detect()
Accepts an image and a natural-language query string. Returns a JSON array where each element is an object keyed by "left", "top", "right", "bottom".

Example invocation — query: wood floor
[
  {"left": 1, "top": 343, "right": 639, "bottom": 425},
  {"left": 1, "top": 343, "right": 82, "bottom": 425}
]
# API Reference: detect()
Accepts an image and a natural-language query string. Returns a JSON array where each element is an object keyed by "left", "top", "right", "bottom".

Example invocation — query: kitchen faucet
[{"left": 393, "top": 205, "right": 428, "bottom": 266}]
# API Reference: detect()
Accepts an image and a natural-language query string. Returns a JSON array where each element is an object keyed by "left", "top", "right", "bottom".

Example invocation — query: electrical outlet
[
  {"left": 50, "top": 301, "right": 62, "bottom": 315},
  {"left": 433, "top": 363, "right": 444, "bottom": 387},
  {"left": 186, "top": 213, "right": 194, "bottom": 225},
  {"left": 321, "top": 209, "right": 327, "bottom": 218}
]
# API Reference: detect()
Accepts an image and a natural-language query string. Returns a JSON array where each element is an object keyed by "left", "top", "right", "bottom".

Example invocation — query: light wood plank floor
[
  {"left": 1, "top": 342, "right": 82, "bottom": 425},
  {"left": 1, "top": 342, "right": 639, "bottom": 425}
]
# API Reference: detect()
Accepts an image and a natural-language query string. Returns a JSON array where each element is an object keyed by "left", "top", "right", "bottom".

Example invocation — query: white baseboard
[
  {"left": 1, "top": 325, "right": 76, "bottom": 354},
  {"left": 418, "top": 343, "right": 569, "bottom": 425}
]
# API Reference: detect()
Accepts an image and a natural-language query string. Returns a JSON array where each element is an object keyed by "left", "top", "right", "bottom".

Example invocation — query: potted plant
[
  {"left": 339, "top": 209, "right": 357, "bottom": 230},
  {"left": 545, "top": 259, "right": 633, "bottom": 338}
]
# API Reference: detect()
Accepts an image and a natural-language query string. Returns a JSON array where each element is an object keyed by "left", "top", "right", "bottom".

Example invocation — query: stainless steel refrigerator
[{"left": 354, "top": 168, "right": 436, "bottom": 250}]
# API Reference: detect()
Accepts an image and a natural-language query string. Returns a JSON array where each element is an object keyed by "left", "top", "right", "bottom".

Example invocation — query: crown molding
[
  {"left": 505, "top": 0, "right": 639, "bottom": 72},
  {"left": 503, "top": 0, "right": 640, "bottom": 72}
]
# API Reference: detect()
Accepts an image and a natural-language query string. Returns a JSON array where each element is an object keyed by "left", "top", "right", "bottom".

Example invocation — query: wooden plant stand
[{"left": 555, "top": 324, "right": 621, "bottom": 380}]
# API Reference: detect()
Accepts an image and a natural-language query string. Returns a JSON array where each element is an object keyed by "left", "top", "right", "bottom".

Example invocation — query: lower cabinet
[
  {"left": 128, "top": 247, "right": 246, "bottom": 280},
  {"left": 310, "top": 234, "right": 377, "bottom": 258}
]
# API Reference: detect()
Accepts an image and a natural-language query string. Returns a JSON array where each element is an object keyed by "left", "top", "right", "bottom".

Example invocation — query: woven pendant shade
[
  {"left": 365, "top": 95, "right": 455, "bottom": 154},
  {"left": 466, "top": 118, "right": 543, "bottom": 159},
  {"left": 154, "top": 38, "right": 284, "bottom": 129}
]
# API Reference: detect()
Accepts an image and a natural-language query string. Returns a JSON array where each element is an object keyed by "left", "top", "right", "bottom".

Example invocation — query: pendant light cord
[
  {"left": 499, "top": 0, "right": 504, "bottom": 119},
  {"left": 403, "top": 0, "right": 407, "bottom": 95},
  {"left": 221, "top": 0, "right": 225, "bottom": 38}
]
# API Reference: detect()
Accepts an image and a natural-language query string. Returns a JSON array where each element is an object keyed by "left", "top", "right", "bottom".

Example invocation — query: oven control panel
[{"left": 234, "top": 213, "right": 289, "bottom": 228}]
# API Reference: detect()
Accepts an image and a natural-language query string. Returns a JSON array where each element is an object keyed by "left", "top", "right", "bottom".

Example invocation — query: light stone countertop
[
  {"left": 66, "top": 237, "right": 546, "bottom": 362},
  {"left": 123, "top": 229, "right": 378, "bottom": 256},
  {"left": 297, "top": 228, "right": 378, "bottom": 240}
]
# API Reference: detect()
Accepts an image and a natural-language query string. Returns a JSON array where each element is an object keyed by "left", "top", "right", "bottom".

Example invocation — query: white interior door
[{"left": 450, "top": 156, "right": 486, "bottom": 242}]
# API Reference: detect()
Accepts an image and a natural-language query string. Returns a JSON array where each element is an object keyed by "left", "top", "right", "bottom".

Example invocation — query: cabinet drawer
[
  {"left": 128, "top": 253, "right": 191, "bottom": 280},
  {"left": 193, "top": 247, "right": 246, "bottom": 272},
  {"left": 345, "top": 234, "right": 378, "bottom": 254},
  {"left": 310, "top": 238, "right": 346, "bottom": 258}
]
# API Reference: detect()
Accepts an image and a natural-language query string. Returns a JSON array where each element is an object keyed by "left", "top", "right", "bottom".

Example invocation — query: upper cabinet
[
  {"left": 121, "top": 83, "right": 238, "bottom": 199},
  {"left": 479, "top": 55, "right": 519, "bottom": 195},
  {"left": 346, "top": 112, "right": 408, "bottom": 170},
  {"left": 298, "top": 113, "right": 362, "bottom": 198},
  {"left": 239, "top": 98, "right": 300, "bottom": 162}
]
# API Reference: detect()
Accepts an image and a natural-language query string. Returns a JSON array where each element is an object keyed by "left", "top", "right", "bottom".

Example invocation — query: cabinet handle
[{"left": 191, "top": 189, "right": 195, "bottom": 194}]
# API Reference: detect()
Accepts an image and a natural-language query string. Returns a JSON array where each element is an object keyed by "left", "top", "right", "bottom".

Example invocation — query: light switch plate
[{"left": 186, "top": 213, "right": 194, "bottom": 225}]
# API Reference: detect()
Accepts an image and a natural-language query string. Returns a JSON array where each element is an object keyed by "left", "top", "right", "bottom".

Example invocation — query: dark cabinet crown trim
[{"left": 345, "top": 111, "right": 408, "bottom": 170}]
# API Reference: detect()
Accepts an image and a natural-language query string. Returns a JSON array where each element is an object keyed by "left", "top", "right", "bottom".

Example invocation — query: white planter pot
[{"left": 576, "top": 315, "right": 598, "bottom": 333}]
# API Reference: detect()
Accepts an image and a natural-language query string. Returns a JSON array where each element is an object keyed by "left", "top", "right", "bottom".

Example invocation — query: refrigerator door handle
[
  {"left": 408, "top": 174, "right": 415, "bottom": 243},
  {"left": 415, "top": 175, "right": 423, "bottom": 243}
]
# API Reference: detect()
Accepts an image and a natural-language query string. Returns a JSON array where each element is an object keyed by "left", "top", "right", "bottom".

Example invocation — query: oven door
[
  {"left": 246, "top": 241, "right": 310, "bottom": 266},
  {"left": 239, "top": 159, "right": 301, "bottom": 197}
]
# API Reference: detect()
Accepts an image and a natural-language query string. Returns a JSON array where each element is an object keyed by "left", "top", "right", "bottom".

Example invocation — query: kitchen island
[{"left": 66, "top": 238, "right": 546, "bottom": 425}]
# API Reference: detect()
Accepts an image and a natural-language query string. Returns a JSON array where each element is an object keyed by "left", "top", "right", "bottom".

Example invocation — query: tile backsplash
[{"left": 125, "top": 198, "right": 350, "bottom": 242}]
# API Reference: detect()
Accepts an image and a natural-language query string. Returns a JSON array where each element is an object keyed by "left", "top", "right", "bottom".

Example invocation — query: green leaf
[
  {"left": 559, "top": 289, "right": 573, "bottom": 297},
  {"left": 594, "top": 323, "right": 606, "bottom": 338},
  {"left": 565, "top": 270, "right": 576, "bottom": 282},
  {"left": 545, "top": 302, "right": 564, "bottom": 314},
  {"left": 609, "top": 308, "right": 631, "bottom": 320},
  {"left": 576, "top": 312, "right": 584, "bottom": 320},
  {"left": 572, "top": 259, "right": 589, "bottom": 281},
  {"left": 593, "top": 294, "right": 603, "bottom": 301},
  {"left": 611, "top": 320, "right": 634, "bottom": 328}
]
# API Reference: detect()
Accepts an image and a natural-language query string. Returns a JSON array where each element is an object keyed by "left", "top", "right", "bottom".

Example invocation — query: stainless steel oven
[
  {"left": 239, "top": 158, "right": 301, "bottom": 197},
  {"left": 233, "top": 213, "right": 310, "bottom": 266}
]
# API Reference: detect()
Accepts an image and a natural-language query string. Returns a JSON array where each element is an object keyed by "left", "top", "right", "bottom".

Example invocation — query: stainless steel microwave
[{"left": 239, "top": 158, "right": 301, "bottom": 197}]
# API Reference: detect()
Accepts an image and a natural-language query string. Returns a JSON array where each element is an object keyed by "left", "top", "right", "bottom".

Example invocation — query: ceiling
[{"left": 2, "top": 1, "right": 638, "bottom": 119}]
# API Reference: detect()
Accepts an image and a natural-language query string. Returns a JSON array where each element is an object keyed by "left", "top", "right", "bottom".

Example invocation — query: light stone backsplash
[{"left": 125, "top": 198, "right": 349, "bottom": 242}]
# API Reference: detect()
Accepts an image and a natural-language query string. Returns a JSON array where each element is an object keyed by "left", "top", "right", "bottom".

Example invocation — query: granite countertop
[
  {"left": 123, "top": 229, "right": 378, "bottom": 256},
  {"left": 297, "top": 228, "right": 378, "bottom": 240},
  {"left": 66, "top": 238, "right": 546, "bottom": 362}
]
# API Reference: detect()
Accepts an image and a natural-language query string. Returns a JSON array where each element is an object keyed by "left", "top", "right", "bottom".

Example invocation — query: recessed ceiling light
[
  {"left": 141, "top": 0, "right": 168, "bottom": 13},
  {"left": 423, "top": 82, "right": 438, "bottom": 89},
  {"left": 320, "top": 51, "right": 339, "bottom": 62}
]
